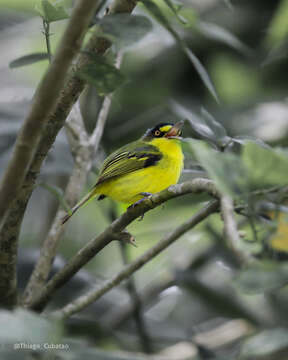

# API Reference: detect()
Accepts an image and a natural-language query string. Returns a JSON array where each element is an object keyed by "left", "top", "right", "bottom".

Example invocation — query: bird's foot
[
  {"left": 128, "top": 193, "right": 153, "bottom": 221},
  {"left": 138, "top": 213, "right": 145, "bottom": 221},
  {"left": 128, "top": 192, "right": 153, "bottom": 209},
  {"left": 127, "top": 192, "right": 152, "bottom": 221},
  {"left": 112, "top": 230, "right": 137, "bottom": 247},
  {"left": 140, "top": 192, "right": 153, "bottom": 197}
]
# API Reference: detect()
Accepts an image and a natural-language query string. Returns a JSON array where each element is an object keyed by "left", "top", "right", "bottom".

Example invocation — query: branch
[
  {"left": 0, "top": 0, "right": 100, "bottom": 227},
  {"left": 89, "top": 53, "right": 123, "bottom": 148},
  {"left": 22, "top": 49, "right": 120, "bottom": 306},
  {"left": 42, "top": 19, "right": 52, "bottom": 63},
  {"left": 105, "top": 276, "right": 175, "bottom": 330},
  {"left": 0, "top": 0, "right": 102, "bottom": 308},
  {"left": 26, "top": 179, "right": 219, "bottom": 311},
  {"left": 21, "top": 104, "right": 91, "bottom": 306},
  {"left": 193, "top": 319, "right": 252, "bottom": 350},
  {"left": 119, "top": 241, "right": 152, "bottom": 353},
  {"left": 104, "top": 243, "right": 217, "bottom": 330},
  {"left": 0, "top": 0, "right": 137, "bottom": 308},
  {"left": 1, "top": 0, "right": 137, "bottom": 240},
  {"left": 52, "top": 200, "right": 219, "bottom": 319},
  {"left": 220, "top": 195, "right": 253, "bottom": 263}
]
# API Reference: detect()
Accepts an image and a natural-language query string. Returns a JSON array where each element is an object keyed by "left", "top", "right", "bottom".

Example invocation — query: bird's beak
[{"left": 165, "top": 121, "right": 184, "bottom": 139}]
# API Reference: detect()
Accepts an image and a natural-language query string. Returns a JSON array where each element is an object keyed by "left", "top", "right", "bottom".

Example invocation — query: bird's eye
[{"left": 154, "top": 130, "right": 161, "bottom": 136}]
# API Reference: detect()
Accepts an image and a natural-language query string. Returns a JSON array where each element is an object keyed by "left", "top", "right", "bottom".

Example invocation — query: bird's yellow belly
[{"left": 97, "top": 142, "right": 183, "bottom": 204}]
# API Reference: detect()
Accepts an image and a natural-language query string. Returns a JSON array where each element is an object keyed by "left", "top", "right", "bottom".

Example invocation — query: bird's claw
[
  {"left": 128, "top": 193, "right": 154, "bottom": 221},
  {"left": 138, "top": 214, "right": 145, "bottom": 221},
  {"left": 128, "top": 192, "right": 153, "bottom": 209},
  {"left": 113, "top": 230, "right": 137, "bottom": 247},
  {"left": 128, "top": 198, "right": 146, "bottom": 210}
]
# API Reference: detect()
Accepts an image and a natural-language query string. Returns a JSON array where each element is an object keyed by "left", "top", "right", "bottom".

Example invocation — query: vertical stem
[
  {"left": 108, "top": 203, "right": 152, "bottom": 353},
  {"left": 43, "top": 19, "right": 52, "bottom": 63},
  {"left": 221, "top": 195, "right": 252, "bottom": 263},
  {"left": 246, "top": 199, "right": 258, "bottom": 243},
  {"left": 119, "top": 242, "right": 153, "bottom": 353}
]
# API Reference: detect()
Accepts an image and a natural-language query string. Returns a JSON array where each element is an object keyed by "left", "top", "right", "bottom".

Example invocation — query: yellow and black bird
[{"left": 62, "top": 121, "right": 184, "bottom": 224}]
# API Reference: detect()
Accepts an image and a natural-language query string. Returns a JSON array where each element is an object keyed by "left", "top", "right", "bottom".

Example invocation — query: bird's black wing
[{"left": 96, "top": 141, "right": 162, "bottom": 185}]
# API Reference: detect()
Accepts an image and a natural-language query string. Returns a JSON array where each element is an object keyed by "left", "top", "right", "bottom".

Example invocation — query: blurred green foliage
[{"left": 1, "top": 0, "right": 288, "bottom": 359}]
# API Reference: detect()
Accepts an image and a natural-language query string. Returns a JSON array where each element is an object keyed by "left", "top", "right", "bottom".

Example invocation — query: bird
[{"left": 62, "top": 121, "right": 184, "bottom": 224}]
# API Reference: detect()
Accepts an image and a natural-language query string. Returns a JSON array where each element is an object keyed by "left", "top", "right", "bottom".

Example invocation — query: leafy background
[{"left": 1, "top": 0, "right": 288, "bottom": 359}]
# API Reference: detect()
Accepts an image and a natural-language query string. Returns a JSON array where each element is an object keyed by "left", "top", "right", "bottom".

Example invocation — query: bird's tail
[{"left": 61, "top": 189, "right": 97, "bottom": 225}]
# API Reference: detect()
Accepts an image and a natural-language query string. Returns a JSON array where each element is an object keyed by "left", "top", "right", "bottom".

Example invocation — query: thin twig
[
  {"left": 105, "top": 245, "right": 216, "bottom": 330},
  {"left": 43, "top": 19, "right": 52, "bottom": 63},
  {"left": 22, "top": 104, "right": 91, "bottom": 305},
  {"left": 51, "top": 200, "right": 219, "bottom": 319},
  {"left": 26, "top": 179, "right": 219, "bottom": 312},
  {"left": 90, "top": 53, "right": 123, "bottom": 150},
  {"left": 221, "top": 195, "right": 252, "bottom": 263},
  {"left": 109, "top": 203, "right": 152, "bottom": 352},
  {"left": 65, "top": 101, "right": 89, "bottom": 147},
  {"left": 105, "top": 277, "right": 175, "bottom": 330},
  {"left": 119, "top": 242, "right": 153, "bottom": 353},
  {"left": 246, "top": 199, "right": 258, "bottom": 243}
]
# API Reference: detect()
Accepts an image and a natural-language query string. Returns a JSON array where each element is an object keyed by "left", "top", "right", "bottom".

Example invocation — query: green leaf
[
  {"left": 99, "top": 14, "right": 153, "bottom": 50},
  {"left": 242, "top": 142, "right": 288, "bottom": 187},
  {"left": 190, "top": 141, "right": 249, "bottom": 197},
  {"left": 241, "top": 328, "right": 288, "bottom": 358},
  {"left": 266, "top": 0, "right": 288, "bottom": 48},
  {"left": 162, "top": 0, "right": 187, "bottom": 24},
  {"left": 262, "top": 43, "right": 288, "bottom": 66},
  {"left": 35, "top": 0, "right": 69, "bottom": 22},
  {"left": 35, "top": 0, "right": 46, "bottom": 17},
  {"left": 9, "top": 53, "right": 49, "bottom": 68},
  {"left": 191, "top": 140, "right": 288, "bottom": 197},
  {"left": 185, "top": 111, "right": 230, "bottom": 149},
  {"left": 141, "top": 0, "right": 218, "bottom": 102},
  {"left": 77, "top": 57, "right": 126, "bottom": 95},
  {"left": 188, "top": 117, "right": 218, "bottom": 143},
  {"left": 171, "top": 101, "right": 219, "bottom": 144},
  {"left": 0, "top": 309, "right": 63, "bottom": 344},
  {"left": 183, "top": 47, "right": 219, "bottom": 103},
  {"left": 221, "top": 0, "right": 234, "bottom": 10},
  {"left": 38, "top": 182, "right": 70, "bottom": 212},
  {"left": 234, "top": 262, "right": 288, "bottom": 294},
  {"left": 200, "top": 107, "right": 230, "bottom": 147},
  {"left": 233, "top": 136, "right": 269, "bottom": 149},
  {"left": 141, "top": 0, "right": 180, "bottom": 43},
  {"left": 177, "top": 6, "right": 197, "bottom": 27},
  {"left": 197, "top": 21, "right": 253, "bottom": 57}
]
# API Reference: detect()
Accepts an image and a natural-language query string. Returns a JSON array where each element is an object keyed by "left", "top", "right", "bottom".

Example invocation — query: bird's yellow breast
[
  {"left": 96, "top": 138, "right": 183, "bottom": 204},
  {"left": 269, "top": 211, "right": 288, "bottom": 252}
]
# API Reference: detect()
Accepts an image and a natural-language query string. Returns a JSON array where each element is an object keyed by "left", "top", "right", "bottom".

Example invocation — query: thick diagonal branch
[
  {"left": 52, "top": 200, "right": 219, "bottom": 319},
  {"left": 26, "top": 179, "right": 219, "bottom": 312}
]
